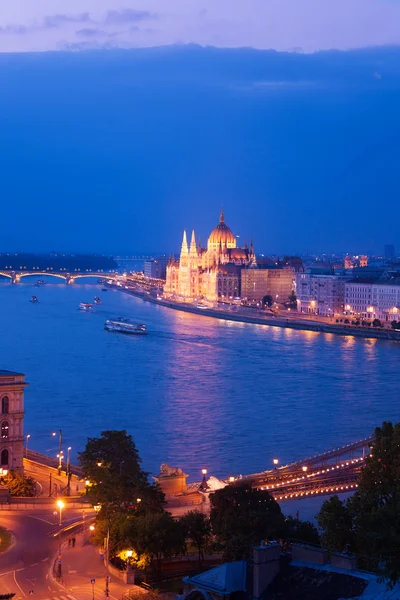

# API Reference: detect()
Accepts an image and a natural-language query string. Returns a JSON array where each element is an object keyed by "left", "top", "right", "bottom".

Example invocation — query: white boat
[
  {"left": 104, "top": 320, "right": 147, "bottom": 335},
  {"left": 79, "top": 303, "right": 93, "bottom": 312}
]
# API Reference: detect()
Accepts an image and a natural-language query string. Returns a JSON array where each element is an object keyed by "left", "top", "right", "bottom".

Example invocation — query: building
[
  {"left": 241, "top": 266, "right": 269, "bottom": 303},
  {"left": 241, "top": 264, "right": 295, "bottom": 304},
  {"left": 265, "top": 267, "right": 296, "bottom": 303},
  {"left": 296, "top": 271, "right": 349, "bottom": 316},
  {"left": 144, "top": 257, "right": 167, "bottom": 280},
  {"left": 344, "top": 272, "right": 400, "bottom": 322},
  {"left": 165, "top": 210, "right": 254, "bottom": 302},
  {"left": 359, "top": 255, "right": 368, "bottom": 268},
  {"left": 385, "top": 244, "right": 396, "bottom": 260},
  {"left": 0, "top": 371, "right": 26, "bottom": 473}
]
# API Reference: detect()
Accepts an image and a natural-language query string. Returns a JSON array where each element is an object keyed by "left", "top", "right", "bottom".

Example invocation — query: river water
[{"left": 0, "top": 279, "right": 399, "bottom": 482}]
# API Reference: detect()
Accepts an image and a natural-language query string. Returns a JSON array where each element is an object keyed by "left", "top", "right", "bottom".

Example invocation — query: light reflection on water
[{"left": 0, "top": 279, "right": 399, "bottom": 480}]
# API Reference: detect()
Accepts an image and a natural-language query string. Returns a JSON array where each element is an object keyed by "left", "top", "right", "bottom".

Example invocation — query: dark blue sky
[{"left": 0, "top": 46, "right": 399, "bottom": 256}]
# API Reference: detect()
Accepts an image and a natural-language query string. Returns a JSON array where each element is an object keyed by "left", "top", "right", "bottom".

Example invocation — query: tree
[
  {"left": 2, "top": 472, "right": 35, "bottom": 497},
  {"left": 391, "top": 320, "right": 400, "bottom": 330},
  {"left": 135, "top": 512, "right": 186, "bottom": 571},
  {"left": 78, "top": 430, "right": 164, "bottom": 513},
  {"left": 181, "top": 510, "right": 211, "bottom": 564},
  {"left": 372, "top": 319, "right": 382, "bottom": 328},
  {"left": 317, "top": 495, "right": 354, "bottom": 551},
  {"left": 262, "top": 295, "right": 273, "bottom": 308},
  {"left": 317, "top": 422, "right": 400, "bottom": 587},
  {"left": 0, "top": 594, "right": 15, "bottom": 599},
  {"left": 284, "top": 516, "right": 320, "bottom": 545},
  {"left": 210, "top": 484, "right": 285, "bottom": 561}
]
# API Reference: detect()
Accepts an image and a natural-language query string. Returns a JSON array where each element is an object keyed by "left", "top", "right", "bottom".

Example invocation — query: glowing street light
[
  {"left": 57, "top": 499, "right": 65, "bottom": 526},
  {"left": 67, "top": 447, "right": 72, "bottom": 476},
  {"left": 89, "top": 524, "right": 95, "bottom": 531},
  {"left": 229, "top": 476, "right": 235, "bottom": 483},
  {"left": 136, "top": 498, "right": 142, "bottom": 504},
  {"left": 302, "top": 466, "right": 308, "bottom": 472},
  {"left": 273, "top": 458, "right": 279, "bottom": 468}
]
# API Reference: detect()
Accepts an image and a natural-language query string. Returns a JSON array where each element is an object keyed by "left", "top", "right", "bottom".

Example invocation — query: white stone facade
[
  {"left": 296, "top": 273, "right": 348, "bottom": 316},
  {"left": 344, "top": 280, "right": 400, "bottom": 321}
]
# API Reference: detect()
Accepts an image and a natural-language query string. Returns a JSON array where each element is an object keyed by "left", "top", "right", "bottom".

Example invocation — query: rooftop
[{"left": 0, "top": 370, "right": 24, "bottom": 376}]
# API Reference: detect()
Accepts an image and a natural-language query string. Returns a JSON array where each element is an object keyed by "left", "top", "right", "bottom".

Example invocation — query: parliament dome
[{"left": 207, "top": 210, "right": 237, "bottom": 250}]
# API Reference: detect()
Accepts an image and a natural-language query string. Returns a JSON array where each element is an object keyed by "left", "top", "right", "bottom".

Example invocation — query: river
[{"left": 0, "top": 279, "right": 398, "bottom": 482}]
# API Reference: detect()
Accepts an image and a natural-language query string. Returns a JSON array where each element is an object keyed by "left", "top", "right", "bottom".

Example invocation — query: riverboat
[
  {"left": 104, "top": 320, "right": 147, "bottom": 335},
  {"left": 94, "top": 296, "right": 102, "bottom": 305},
  {"left": 30, "top": 296, "right": 39, "bottom": 303},
  {"left": 79, "top": 303, "right": 93, "bottom": 312},
  {"left": 35, "top": 280, "right": 45, "bottom": 286}
]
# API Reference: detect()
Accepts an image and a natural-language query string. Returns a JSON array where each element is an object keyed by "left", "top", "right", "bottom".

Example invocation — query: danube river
[{"left": 0, "top": 280, "right": 399, "bottom": 481}]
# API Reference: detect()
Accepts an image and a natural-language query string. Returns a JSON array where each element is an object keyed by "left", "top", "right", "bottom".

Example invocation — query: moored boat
[
  {"left": 79, "top": 303, "right": 93, "bottom": 312},
  {"left": 30, "top": 296, "right": 39, "bottom": 303},
  {"left": 94, "top": 296, "right": 102, "bottom": 305},
  {"left": 104, "top": 320, "right": 147, "bottom": 335}
]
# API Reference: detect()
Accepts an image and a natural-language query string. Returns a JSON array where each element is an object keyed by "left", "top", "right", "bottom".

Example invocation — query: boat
[
  {"left": 79, "top": 303, "right": 93, "bottom": 312},
  {"left": 104, "top": 320, "right": 147, "bottom": 335},
  {"left": 97, "top": 278, "right": 105, "bottom": 284},
  {"left": 35, "top": 280, "right": 45, "bottom": 287},
  {"left": 102, "top": 288, "right": 108, "bottom": 292},
  {"left": 30, "top": 296, "right": 39, "bottom": 303},
  {"left": 94, "top": 296, "right": 102, "bottom": 305}
]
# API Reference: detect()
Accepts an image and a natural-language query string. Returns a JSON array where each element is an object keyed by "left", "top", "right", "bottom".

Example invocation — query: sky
[
  {"left": 0, "top": 46, "right": 399, "bottom": 256},
  {"left": 1, "top": 0, "right": 400, "bottom": 53}
]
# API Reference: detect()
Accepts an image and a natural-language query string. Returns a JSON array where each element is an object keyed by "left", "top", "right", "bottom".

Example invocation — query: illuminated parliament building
[{"left": 165, "top": 210, "right": 255, "bottom": 302}]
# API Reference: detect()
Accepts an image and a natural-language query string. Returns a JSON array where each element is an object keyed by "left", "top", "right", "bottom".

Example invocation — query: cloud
[
  {"left": 43, "top": 13, "right": 92, "bottom": 28},
  {"left": 76, "top": 28, "right": 106, "bottom": 38},
  {"left": 0, "top": 24, "right": 28, "bottom": 35},
  {"left": 104, "top": 9, "right": 156, "bottom": 25}
]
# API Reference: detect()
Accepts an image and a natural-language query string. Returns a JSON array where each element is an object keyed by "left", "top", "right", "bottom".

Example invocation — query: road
[{"left": 0, "top": 508, "right": 95, "bottom": 600}]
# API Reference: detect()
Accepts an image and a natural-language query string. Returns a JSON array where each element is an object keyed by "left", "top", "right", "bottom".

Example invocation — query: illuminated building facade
[
  {"left": 296, "top": 272, "right": 349, "bottom": 316},
  {"left": 344, "top": 273, "right": 400, "bottom": 321},
  {"left": 165, "top": 210, "right": 253, "bottom": 302},
  {"left": 0, "top": 371, "right": 26, "bottom": 474}
]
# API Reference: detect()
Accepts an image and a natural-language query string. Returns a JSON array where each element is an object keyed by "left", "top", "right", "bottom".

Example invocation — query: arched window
[
  {"left": 1, "top": 421, "right": 9, "bottom": 439},
  {"left": 1, "top": 397, "right": 9, "bottom": 414},
  {"left": 1, "top": 449, "right": 8, "bottom": 466}
]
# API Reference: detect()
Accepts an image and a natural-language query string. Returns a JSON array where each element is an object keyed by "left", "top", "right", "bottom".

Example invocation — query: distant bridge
[
  {"left": 188, "top": 436, "right": 373, "bottom": 502},
  {"left": 0, "top": 270, "right": 117, "bottom": 284}
]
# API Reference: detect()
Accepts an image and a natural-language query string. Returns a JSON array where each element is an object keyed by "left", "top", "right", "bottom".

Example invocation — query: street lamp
[
  {"left": 67, "top": 446, "right": 72, "bottom": 476},
  {"left": 136, "top": 498, "right": 142, "bottom": 504},
  {"left": 57, "top": 451, "right": 64, "bottom": 474},
  {"left": 229, "top": 476, "right": 235, "bottom": 483},
  {"left": 302, "top": 466, "right": 308, "bottom": 472},
  {"left": 273, "top": 458, "right": 279, "bottom": 468},
  {"left": 25, "top": 434, "right": 31, "bottom": 458},
  {"left": 57, "top": 499, "right": 65, "bottom": 526}
]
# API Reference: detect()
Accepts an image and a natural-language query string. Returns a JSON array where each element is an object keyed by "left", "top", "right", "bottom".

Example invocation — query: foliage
[
  {"left": 317, "top": 422, "right": 400, "bottom": 587},
  {"left": 0, "top": 594, "right": 15, "bottom": 599},
  {"left": 210, "top": 484, "right": 285, "bottom": 561},
  {"left": 372, "top": 319, "right": 382, "bottom": 328},
  {"left": 180, "top": 510, "right": 211, "bottom": 563},
  {"left": 0, "top": 526, "right": 12, "bottom": 553},
  {"left": 288, "top": 291, "right": 297, "bottom": 305},
  {"left": 317, "top": 496, "right": 354, "bottom": 551},
  {"left": 2, "top": 472, "right": 35, "bottom": 497},
  {"left": 284, "top": 516, "right": 320, "bottom": 546},
  {"left": 262, "top": 295, "right": 273, "bottom": 308},
  {"left": 391, "top": 320, "right": 400, "bottom": 330},
  {"left": 78, "top": 430, "right": 165, "bottom": 512}
]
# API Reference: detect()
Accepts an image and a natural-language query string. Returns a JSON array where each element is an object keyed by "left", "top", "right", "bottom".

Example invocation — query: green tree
[
  {"left": 0, "top": 594, "right": 15, "bottom": 599},
  {"left": 317, "top": 422, "right": 400, "bottom": 587},
  {"left": 2, "top": 472, "right": 35, "bottom": 497},
  {"left": 135, "top": 512, "right": 186, "bottom": 571},
  {"left": 284, "top": 516, "right": 320, "bottom": 545},
  {"left": 317, "top": 495, "right": 354, "bottom": 551},
  {"left": 210, "top": 484, "right": 285, "bottom": 561},
  {"left": 78, "top": 430, "right": 164, "bottom": 513},
  {"left": 288, "top": 291, "right": 297, "bottom": 304},
  {"left": 181, "top": 510, "right": 211, "bottom": 564},
  {"left": 262, "top": 295, "right": 273, "bottom": 308},
  {"left": 372, "top": 319, "right": 382, "bottom": 328}
]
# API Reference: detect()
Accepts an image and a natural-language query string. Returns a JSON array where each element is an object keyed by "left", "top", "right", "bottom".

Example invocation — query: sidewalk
[{"left": 57, "top": 533, "right": 141, "bottom": 600}]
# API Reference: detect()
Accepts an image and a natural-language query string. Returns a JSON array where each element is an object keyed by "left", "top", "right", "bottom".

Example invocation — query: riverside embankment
[{"left": 115, "top": 285, "right": 400, "bottom": 342}]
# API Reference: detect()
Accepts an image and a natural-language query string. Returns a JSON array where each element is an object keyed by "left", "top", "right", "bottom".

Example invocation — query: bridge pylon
[
  {"left": 11, "top": 272, "right": 20, "bottom": 284},
  {"left": 65, "top": 274, "right": 74, "bottom": 284}
]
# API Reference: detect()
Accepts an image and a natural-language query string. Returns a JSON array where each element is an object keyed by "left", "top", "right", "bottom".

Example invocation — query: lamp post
[
  {"left": 273, "top": 458, "right": 279, "bottom": 469},
  {"left": 57, "top": 451, "right": 64, "bottom": 475},
  {"left": 25, "top": 434, "right": 31, "bottom": 459},
  {"left": 105, "top": 527, "right": 110, "bottom": 598},
  {"left": 57, "top": 499, "right": 65, "bottom": 526},
  {"left": 67, "top": 446, "right": 72, "bottom": 475}
]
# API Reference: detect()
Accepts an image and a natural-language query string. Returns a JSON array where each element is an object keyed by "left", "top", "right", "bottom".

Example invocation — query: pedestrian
[{"left": 72, "top": 537, "right": 76, "bottom": 548}]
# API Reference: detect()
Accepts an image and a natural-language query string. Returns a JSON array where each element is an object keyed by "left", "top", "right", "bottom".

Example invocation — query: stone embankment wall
[{"left": 119, "top": 287, "right": 400, "bottom": 342}]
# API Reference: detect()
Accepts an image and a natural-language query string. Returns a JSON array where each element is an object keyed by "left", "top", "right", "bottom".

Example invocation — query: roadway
[{"left": 0, "top": 509, "right": 134, "bottom": 600}]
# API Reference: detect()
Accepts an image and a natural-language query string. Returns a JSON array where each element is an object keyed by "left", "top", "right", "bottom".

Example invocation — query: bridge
[
  {"left": 0, "top": 270, "right": 117, "bottom": 284},
  {"left": 224, "top": 436, "right": 373, "bottom": 501}
]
